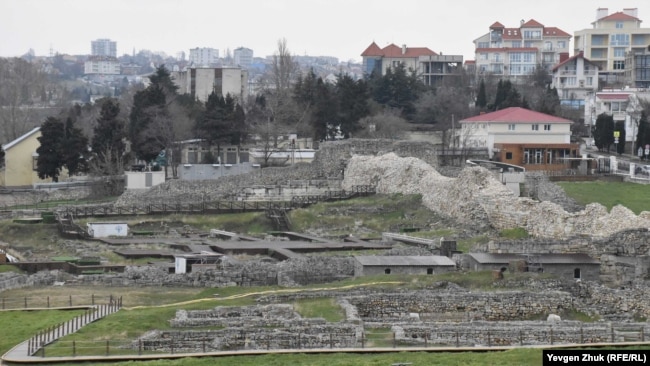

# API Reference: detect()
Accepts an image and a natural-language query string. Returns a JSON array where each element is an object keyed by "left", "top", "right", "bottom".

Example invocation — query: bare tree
[
  {"left": 355, "top": 110, "right": 409, "bottom": 139},
  {"left": 0, "top": 58, "right": 53, "bottom": 142}
]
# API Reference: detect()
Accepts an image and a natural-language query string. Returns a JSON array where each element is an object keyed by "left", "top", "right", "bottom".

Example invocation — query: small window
[
  {"left": 384, "top": 268, "right": 391, "bottom": 274},
  {"left": 505, "top": 152, "right": 513, "bottom": 160},
  {"left": 532, "top": 124, "right": 539, "bottom": 131},
  {"left": 544, "top": 124, "right": 551, "bottom": 131},
  {"left": 616, "top": 21, "right": 623, "bottom": 29},
  {"left": 32, "top": 156, "right": 38, "bottom": 171},
  {"left": 574, "top": 268, "right": 581, "bottom": 279},
  {"left": 427, "top": 268, "right": 433, "bottom": 275},
  {"left": 508, "top": 124, "right": 515, "bottom": 131}
]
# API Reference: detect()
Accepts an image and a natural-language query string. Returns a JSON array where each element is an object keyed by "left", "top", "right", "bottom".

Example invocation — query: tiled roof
[
  {"left": 355, "top": 255, "right": 455, "bottom": 266},
  {"left": 360, "top": 42, "right": 383, "bottom": 57},
  {"left": 597, "top": 11, "right": 640, "bottom": 22},
  {"left": 381, "top": 43, "right": 437, "bottom": 58},
  {"left": 543, "top": 27, "right": 571, "bottom": 38},
  {"left": 490, "top": 21, "right": 505, "bottom": 29},
  {"left": 2, "top": 127, "right": 40, "bottom": 151},
  {"left": 361, "top": 42, "right": 437, "bottom": 58},
  {"left": 502, "top": 28, "right": 521, "bottom": 39},
  {"left": 460, "top": 107, "right": 573, "bottom": 124},
  {"left": 596, "top": 93, "right": 632, "bottom": 100},
  {"left": 521, "top": 19, "right": 544, "bottom": 28},
  {"left": 464, "top": 60, "right": 476, "bottom": 65},
  {"left": 552, "top": 52, "right": 596, "bottom": 72}
]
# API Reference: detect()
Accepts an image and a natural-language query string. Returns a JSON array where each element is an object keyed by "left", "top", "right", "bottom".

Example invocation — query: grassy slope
[{"left": 556, "top": 181, "right": 650, "bottom": 215}]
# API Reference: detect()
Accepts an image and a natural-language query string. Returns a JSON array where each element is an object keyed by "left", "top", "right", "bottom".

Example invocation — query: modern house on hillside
[
  {"left": 473, "top": 19, "right": 571, "bottom": 79},
  {"left": 551, "top": 51, "right": 600, "bottom": 108},
  {"left": 360, "top": 42, "right": 462, "bottom": 86},
  {"left": 574, "top": 8, "right": 650, "bottom": 85},
  {"left": 459, "top": 107, "right": 580, "bottom": 172}
]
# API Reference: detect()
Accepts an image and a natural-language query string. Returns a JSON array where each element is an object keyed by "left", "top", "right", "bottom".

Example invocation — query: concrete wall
[
  {"left": 177, "top": 163, "right": 259, "bottom": 181},
  {"left": 125, "top": 171, "right": 165, "bottom": 189}
]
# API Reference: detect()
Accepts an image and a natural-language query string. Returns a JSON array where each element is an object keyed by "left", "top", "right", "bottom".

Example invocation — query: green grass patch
[
  {"left": 293, "top": 297, "right": 344, "bottom": 322},
  {"left": 0, "top": 309, "right": 83, "bottom": 355},
  {"left": 0, "top": 264, "right": 22, "bottom": 273},
  {"left": 557, "top": 181, "right": 650, "bottom": 215},
  {"left": 456, "top": 235, "right": 490, "bottom": 253},
  {"left": 499, "top": 227, "right": 529, "bottom": 239}
]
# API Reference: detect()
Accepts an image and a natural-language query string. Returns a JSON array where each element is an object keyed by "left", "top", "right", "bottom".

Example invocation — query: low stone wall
[
  {"left": 348, "top": 291, "right": 572, "bottom": 322},
  {"left": 393, "top": 321, "right": 645, "bottom": 347},
  {"left": 136, "top": 325, "right": 360, "bottom": 352}
]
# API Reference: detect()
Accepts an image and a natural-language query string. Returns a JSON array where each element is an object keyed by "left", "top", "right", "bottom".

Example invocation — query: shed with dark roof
[
  {"left": 353, "top": 255, "right": 456, "bottom": 277},
  {"left": 463, "top": 253, "right": 600, "bottom": 281}
]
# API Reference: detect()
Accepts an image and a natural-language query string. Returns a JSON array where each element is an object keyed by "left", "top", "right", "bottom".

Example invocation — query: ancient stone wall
[{"left": 342, "top": 153, "right": 650, "bottom": 240}]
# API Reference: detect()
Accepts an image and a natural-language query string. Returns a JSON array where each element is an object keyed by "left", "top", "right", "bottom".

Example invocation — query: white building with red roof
[
  {"left": 459, "top": 107, "right": 580, "bottom": 171},
  {"left": 473, "top": 19, "right": 571, "bottom": 79},
  {"left": 551, "top": 51, "right": 600, "bottom": 107},
  {"left": 360, "top": 42, "right": 462, "bottom": 86},
  {"left": 574, "top": 8, "right": 650, "bottom": 84}
]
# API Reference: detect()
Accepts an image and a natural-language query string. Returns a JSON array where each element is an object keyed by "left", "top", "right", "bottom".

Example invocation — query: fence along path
[{"left": 1, "top": 296, "right": 122, "bottom": 362}]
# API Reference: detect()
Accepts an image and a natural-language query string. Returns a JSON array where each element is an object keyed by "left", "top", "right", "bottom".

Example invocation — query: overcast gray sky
[{"left": 0, "top": 0, "right": 646, "bottom": 62}]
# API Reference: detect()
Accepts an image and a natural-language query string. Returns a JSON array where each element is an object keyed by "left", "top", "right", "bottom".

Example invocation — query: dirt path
[{"left": 122, "top": 281, "right": 404, "bottom": 310}]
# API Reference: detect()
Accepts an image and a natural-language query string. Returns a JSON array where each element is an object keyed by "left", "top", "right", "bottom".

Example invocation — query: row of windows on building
[
  {"left": 478, "top": 40, "right": 568, "bottom": 49},
  {"left": 504, "top": 148, "right": 573, "bottom": 165}
]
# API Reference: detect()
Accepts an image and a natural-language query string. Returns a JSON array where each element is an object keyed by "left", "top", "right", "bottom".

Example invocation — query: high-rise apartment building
[
  {"left": 233, "top": 47, "right": 253, "bottom": 69},
  {"left": 473, "top": 19, "right": 571, "bottom": 80},
  {"left": 91, "top": 38, "right": 117, "bottom": 57},
  {"left": 574, "top": 8, "right": 650, "bottom": 84},
  {"left": 189, "top": 48, "right": 220, "bottom": 67}
]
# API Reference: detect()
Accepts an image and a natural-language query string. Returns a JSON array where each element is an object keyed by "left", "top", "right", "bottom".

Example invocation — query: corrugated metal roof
[
  {"left": 355, "top": 255, "right": 455, "bottom": 267},
  {"left": 467, "top": 253, "right": 599, "bottom": 265}
]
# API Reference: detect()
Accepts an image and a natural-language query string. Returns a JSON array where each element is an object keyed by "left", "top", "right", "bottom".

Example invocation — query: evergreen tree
[
  {"left": 636, "top": 111, "right": 650, "bottom": 157},
  {"left": 195, "top": 92, "right": 245, "bottom": 161},
  {"left": 476, "top": 79, "right": 487, "bottom": 109},
  {"left": 91, "top": 98, "right": 126, "bottom": 175},
  {"left": 36, "top": 117, "right": 65, "bottom": 182},
  {"left": 368, "top": 63, "right": 424, "bottom": 120},
  {"left": 312, "top": 78, "right": 337, "bottom": 141},
  {"left": 129, "top": 65, "right": 175, "bottom": 162},
  {"left": 62, "top": 116, "right": 88, "bottom": 175},
  {"left": 335, "top": 73, "right": 369, "bottom": 138},
  {"left": 492, "top": 80, "right": 523, "bottom": 110},
  {"left": 592, "top": 113, "right": 615, "bottom": 152}
]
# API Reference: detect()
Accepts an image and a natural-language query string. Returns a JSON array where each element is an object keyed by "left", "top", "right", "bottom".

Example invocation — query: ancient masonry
[{"left": 342, "top": 153, "right": 650, "bottom": 239}]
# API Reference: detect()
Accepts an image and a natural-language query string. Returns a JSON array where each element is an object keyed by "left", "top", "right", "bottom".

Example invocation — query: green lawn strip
[
  {"left": 557, "top": 181, "right": 650, "bottom": 215},
  {"left": 294, "top": 297, "right": 345, "bottom": 322},
  {"left": 0, "top": 309, "right": 84, "bottom": 355}
]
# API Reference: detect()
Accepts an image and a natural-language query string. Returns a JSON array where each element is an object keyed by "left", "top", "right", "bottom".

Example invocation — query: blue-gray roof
[{"left": 354, "top": 255, "right": 455, "bottom": 267}]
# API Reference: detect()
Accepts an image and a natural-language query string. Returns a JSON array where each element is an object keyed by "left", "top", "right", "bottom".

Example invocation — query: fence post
[
  {"left": 73, "top": 340, "right": 76, "bottom": 357},
  {"left": 24, "top": 296, "right": 27, "bottom": 308},
  {"left": 424, "top": 334, "right": 428, "bottom": 348},
  {"left": 392, "top": 332, "right": 396, "bottom": 348},
  {"left": 106, "top": 340, "right": 109, "bottom": 356},
  {"left": 487, "top": 331, "right": 491, "bottom": 347},
  {"left": 69, "top": 295, "right": 72, "bottom": 307},
  {"left": 139, "top": 339, "right": 142, "bottom": 355},
  {"left": 611, "top": 324, "right": 614, "bottom": 343},
  {"left": 550, "top": 327, "right": 554, "bottom": 345},
  {"left": 297, "top": 332, "right": 301, "bottom": 349},
  {"left": 28, "top": 339, "right": 32, "bottom": 355},
  {"left": 361, "top": 333, "right": 365, "bottom": 349},
  {"left": 92, "top": 294, "right": 95, "bottom": 306},
  {"left": 47, "top": 296, "right": 50, "bottom": 308},
  {"left": 41, "top": 344, "right": 45, "bottom": 358},
  {"left": 519, "top": 330, "right": 523, "bottom": 346},
  {"left": 330, "top": 333, "right": 333, "bottom": 349},
  {"left": 202, "top": 339, "right": 206, "bottom": 353},
  {"left": 456, "top": 332, "right": 459, "bottom": 347},
  {"left": 171, "top": 339, "right": 174, "bottom": 354},
  {"left": 642, "top": 327, "right": 645, "bottom": 342}
]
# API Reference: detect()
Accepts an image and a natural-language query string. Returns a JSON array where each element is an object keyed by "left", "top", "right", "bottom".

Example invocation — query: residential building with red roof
[
  {"left": 473, "top": 18, "right": 571, "bottom": 80},
  {"left": 550, "top": 51, "right": 600, "bottom": 108},
  {"left": 459, "top": 107, "right": 580, "bottom": 172},
  {"left": 360, "top": 42, "right": 463, "bottom": 86},
  {"left": 574, "top": 8, "right": 650, "bottom": 85}
]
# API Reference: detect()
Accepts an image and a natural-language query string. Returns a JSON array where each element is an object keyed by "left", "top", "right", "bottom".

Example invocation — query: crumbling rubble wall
[{"left": 342, "top": 153, "right": 650, "bottom": 239}]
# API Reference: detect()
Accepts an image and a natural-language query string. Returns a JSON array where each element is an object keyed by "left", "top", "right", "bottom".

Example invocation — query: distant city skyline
[{"left": 0, "top": 0, "right": 646, "bottom": 63}]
